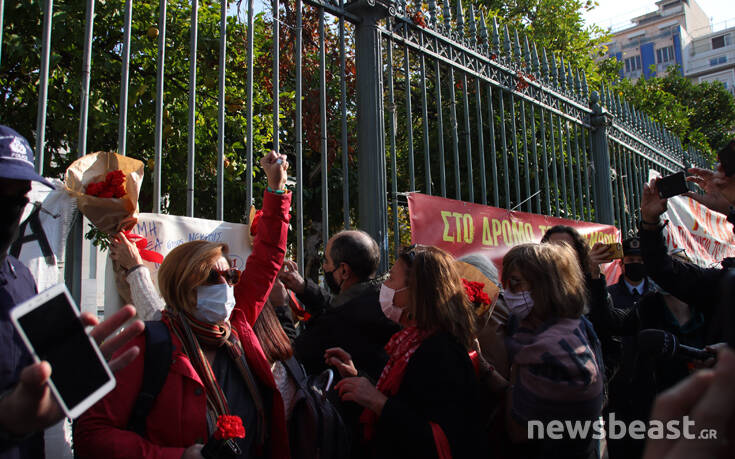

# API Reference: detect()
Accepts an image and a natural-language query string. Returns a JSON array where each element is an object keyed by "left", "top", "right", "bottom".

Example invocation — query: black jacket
[
  {"left": 372, "top": 332, "right": 489, "bottom": 459},
  {"left": 293, "top": 279, "right": 400, "bottom": 381},
  {"left": 607, "top": 276, "right": 654, "bottom": 311},
  {"left": 640, "top": 224, "right": 729, "bottom": 342}
]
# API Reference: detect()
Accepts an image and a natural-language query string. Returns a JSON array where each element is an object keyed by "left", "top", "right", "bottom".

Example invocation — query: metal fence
[{"left": 1, "top": 0, "right": 710, "bottom": 301}]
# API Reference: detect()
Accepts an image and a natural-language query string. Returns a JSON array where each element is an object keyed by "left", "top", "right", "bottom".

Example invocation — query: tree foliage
[
  {"left": 615, "top": 66, "right": 735, "bottom": 157},
  {"left": 1, "top": 0, "right": 356, "bottom": 278},
  {"left": 478, "top": 0, "right": 611, "bottom": 87}
]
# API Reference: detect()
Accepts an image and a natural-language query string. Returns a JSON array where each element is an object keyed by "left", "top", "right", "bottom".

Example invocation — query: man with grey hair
[{"left": 280, "top": 230, "right": 400, "bottom": 380}]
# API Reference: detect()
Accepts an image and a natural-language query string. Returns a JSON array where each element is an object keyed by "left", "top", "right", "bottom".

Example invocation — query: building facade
[
  {"left": 606, "top": 0, "right": 710, "bottom": 81},
  {"left": 686, "top": 26, "right": 735, "bottom": 96}
]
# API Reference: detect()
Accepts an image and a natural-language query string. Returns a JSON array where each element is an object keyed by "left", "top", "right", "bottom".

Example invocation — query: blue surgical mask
[
  {"left": 194, "top": 283, "right": 236, "bottom": 323},
  {"left": 503, "top": 290, "right": 534, "bottom": 320}
]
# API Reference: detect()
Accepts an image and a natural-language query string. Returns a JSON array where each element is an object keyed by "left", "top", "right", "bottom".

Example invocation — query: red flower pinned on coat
[
  {"left": 214, "top": 415, "right": 246, "bottom": 441},
  {"left": 85, "top": 170, "right": 127, "bottom": 198},
  {"left": 462, "top": 278, "right": 491, "bottom": 307}
]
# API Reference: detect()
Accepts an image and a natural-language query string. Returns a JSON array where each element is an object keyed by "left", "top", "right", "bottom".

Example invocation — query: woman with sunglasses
[
  {"left": 75, "top": 151, "right": 293, "bottom": 459},
  {"left": 325, "top": 245, "right": 489, "bottom": 458}
]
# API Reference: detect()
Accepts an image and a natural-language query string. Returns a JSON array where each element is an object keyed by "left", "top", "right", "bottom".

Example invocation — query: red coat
[{"left": 74, "top": 191, "right": 292, "bottom": 459}]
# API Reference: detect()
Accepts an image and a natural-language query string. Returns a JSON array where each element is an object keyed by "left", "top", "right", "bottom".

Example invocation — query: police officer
[{"left": 607, "top": 236, "right": 655, "bottom": 310}]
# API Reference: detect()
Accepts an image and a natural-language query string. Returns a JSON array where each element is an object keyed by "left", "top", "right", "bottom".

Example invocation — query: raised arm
[{"left": 233, "top": 151, "right": 292, "bottom": 326}]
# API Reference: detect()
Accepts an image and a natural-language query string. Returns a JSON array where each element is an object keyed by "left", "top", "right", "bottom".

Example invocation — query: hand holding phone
[
  {"left": 655, "top": 172, "right": 688, "bottom": 199},
  {"left": 10, "top": 284, "right": 117, "bottom": 419},
  {"left": 605, "top": 242, "right": 624, "bottom": 260},
  {"left": 0, "top": 302, "right": 142, "bottom": 436}
]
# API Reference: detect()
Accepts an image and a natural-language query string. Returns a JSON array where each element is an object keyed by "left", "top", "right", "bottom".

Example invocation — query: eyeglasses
[{"left": 206, "top": 268, "right": 242, "bottom": 286}]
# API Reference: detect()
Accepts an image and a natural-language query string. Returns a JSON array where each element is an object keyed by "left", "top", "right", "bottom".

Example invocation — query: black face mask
[
  {"left": 624, "top": 262, "right": 645, "bottom": 283},
  {"left": 0, "top": 195, "right": 28, "bottom": 256},
  {"left": 324, "top": 267, "right": 343, "bottom": 294}
]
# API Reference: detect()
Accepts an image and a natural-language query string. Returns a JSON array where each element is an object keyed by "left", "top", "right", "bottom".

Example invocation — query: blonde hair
[
  {"left": 157, "top": 240, "right": 229, "bottom": 313},
  {"left": 405, "top": 246, "right": 477, "bottom": 350},
  {"left": 502, "top": 243, "right": 587, "bottom": 321}
]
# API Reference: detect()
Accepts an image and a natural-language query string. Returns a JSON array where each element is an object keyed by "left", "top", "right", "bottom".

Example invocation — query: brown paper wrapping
[
  {"left": 64, "top": 151, "right": 144, "bottom": 233},
  {"left": 65, "top": 152, "right": 145, "bottom": 306}
]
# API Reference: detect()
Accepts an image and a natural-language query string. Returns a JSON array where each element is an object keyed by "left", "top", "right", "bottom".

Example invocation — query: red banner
[{"left": 407, "top": 193, "right": 622, "bottom": 281}]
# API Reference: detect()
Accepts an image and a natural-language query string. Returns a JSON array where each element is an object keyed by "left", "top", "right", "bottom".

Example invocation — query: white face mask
[
  {"left": 379, "top": 283, "right": 407, "bottom": 323},
  {"left": 503, "top": 290, "right": 534, "bottom": 320},
  {"left": 194, "top": 283, "right": 236, "bottom": 323}
]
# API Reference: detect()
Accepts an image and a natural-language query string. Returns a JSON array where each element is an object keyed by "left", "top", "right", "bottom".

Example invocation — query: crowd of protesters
[{"left": 1, "top": 123, "right": 735, "bottom": 459}]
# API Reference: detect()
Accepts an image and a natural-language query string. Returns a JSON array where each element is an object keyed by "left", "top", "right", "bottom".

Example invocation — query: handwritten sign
[{"left": 104, "top": 213, "right": 251, "bottom": 316}]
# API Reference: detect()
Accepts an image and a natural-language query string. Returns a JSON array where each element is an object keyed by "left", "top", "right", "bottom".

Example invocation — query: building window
[
  {"left": 712, "top": 35, "right": 725, "bottom": 49},
  {"left": 656, "top": 46, "right": 675, "bottom": 63},
  {"left": 710, "top": 56, "right": 727, "bottom": 66},
  {"left": 625, "top": 55, "right": 642, "bottom": 73}
]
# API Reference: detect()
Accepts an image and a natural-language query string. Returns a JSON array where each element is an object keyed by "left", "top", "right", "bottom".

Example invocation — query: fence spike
[
  {"left": 513, "top": 29, "right": 522, "bottom": 67},
  {"left": 443, "top": 0, "right": 452, "bottom": 36},
  {"left": 574, "top": 69, "right": 582, "bottom": 99},
  {"left": 623, "top": 102, "right": 631, "bottom": 123},
  {"left": 531, "top": 41, "right": 540, "bottom": 75},
  {"left": 456, "top": 0, "right": 465, "bottom": 40},
  {"left": 541, "top": 47, "right": 550, "bottom": 83},
  {"left": 502, "top": 25, "right": 511, "bottom": 62},
  {"left": 549, "top": 52, "right": 558, "bottom": 88},
  {"left": 467, "top": 3, "right": 477, "bottom": 48},
  {"left": 606, "top": 87, "right": 615, "bottom": 111},
  {"left": 428, "top": 0, "right": 438, "bottom": 29},
  {"left": 522, "top": 34, "right": 531, "bottom": 68},
  {"left": 612, "top": 93, "right": 623, "bottom": 117},
  {"left": 566, "top": 64, "right": 575, "bottom": 94},
  {"left": 600, "top": 83, "right": 608, "bottom": 106},
  {"left": 478, "top": 9, "right": 488, "bottom": 54},
  {"left": 581, "top": 70, "right": 589, "bottom": 99},
  {"left": 491, "top": 17, "right": 500, "bottom": 58},
  {"left": 559, "top": 55, "right": 569, "bottom": 92}
]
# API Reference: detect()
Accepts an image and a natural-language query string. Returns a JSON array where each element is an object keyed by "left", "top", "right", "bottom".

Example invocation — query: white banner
[
  {"left": 103, "top": 212, "right": 252, "bottom": 316},
  {"left": 651, "top": 171, "right": 735, "bottom": 267},
  {"left": 14, "top": 179, "right": 76, "bottom": 292}
]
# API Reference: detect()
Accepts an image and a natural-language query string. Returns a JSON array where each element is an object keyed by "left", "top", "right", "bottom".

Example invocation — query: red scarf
[{"left": 360, "top": 327, "right": 452, "bottom": 459}]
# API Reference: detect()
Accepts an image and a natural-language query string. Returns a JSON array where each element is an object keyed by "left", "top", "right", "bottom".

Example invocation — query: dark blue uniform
[{"left": 0, "top": 256, "right": 43, "bottom": 459}]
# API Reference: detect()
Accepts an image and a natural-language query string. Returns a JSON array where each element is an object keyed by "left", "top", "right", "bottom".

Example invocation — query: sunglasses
[
  {"left": 206, "top": 268, "right": 242, "bottom": 286},
  {"left": 400, "top": 244, "right": 421, "bottom": 265}
]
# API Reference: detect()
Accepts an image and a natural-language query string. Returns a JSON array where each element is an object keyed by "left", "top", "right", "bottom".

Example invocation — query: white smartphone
[{"left": 10, "top": 283, "right": 116, "bottom": 419}]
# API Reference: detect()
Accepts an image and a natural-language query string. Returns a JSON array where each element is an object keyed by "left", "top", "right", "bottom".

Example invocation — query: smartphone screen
[{"left": 13, "top": 286, "right": 114, "bottom": 418}]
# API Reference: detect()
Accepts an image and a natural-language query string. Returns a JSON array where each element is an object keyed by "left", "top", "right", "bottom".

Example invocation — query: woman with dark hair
[
  {"left": 324, "top": 245, "right": 488, "bottom": 458},
  {"left": 541, "top": 225, "right": 612, "bottom": 282},
  {"left": 502, "top": 243, "right": 604, "bottom": 459},
  {"left": 74, "top": 151, "right": 293, "bottom": 459}
]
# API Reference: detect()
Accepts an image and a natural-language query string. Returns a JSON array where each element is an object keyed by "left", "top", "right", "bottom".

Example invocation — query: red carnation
[
  {"left": 214, "top": 415, "right": 245, "bottom": 441},
  {"left": 462, "top": 278, "right": 491, "bottom": 306}
]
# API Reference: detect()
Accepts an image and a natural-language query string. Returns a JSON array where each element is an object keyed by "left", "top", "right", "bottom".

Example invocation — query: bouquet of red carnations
[{"left": 65, "top": 151, "right": 144, "bottom": 239}]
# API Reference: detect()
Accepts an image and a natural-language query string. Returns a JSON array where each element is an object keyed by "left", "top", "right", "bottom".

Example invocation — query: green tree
[
  {"left": 479, "top": 0, "right": 611, "bottom": 87},
  {"left": 615, "top": 66, "right": 735, "bottom": 157},
  {"left": 1, "top": 0, "right": 356, "bottom": 278}
]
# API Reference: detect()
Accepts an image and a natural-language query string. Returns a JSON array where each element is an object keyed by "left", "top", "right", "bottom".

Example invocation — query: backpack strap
[
  {"left": 282, "top": 356, "right": 308, "bottom": 390},
  {"left": 127, "top": 320, "right": 173, "bottom": 437}
]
